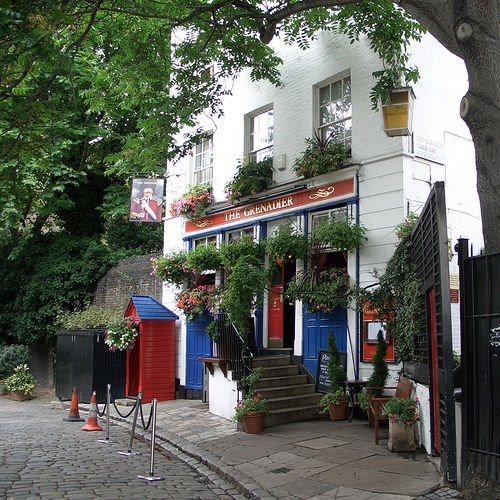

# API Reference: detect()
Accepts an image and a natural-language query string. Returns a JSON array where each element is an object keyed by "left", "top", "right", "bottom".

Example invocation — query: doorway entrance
[{"left": 268, "top": 259, "right": 296, "bottom": 348}]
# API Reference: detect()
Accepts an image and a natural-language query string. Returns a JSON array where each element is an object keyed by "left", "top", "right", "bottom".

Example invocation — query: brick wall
[{"left": 93, "top": 254, "right": 163, "bottom": 308}]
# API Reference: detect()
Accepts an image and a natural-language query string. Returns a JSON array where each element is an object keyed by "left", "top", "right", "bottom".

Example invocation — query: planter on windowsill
[{"left": 382, "top": 87, "right": 415, "bottom": 137}]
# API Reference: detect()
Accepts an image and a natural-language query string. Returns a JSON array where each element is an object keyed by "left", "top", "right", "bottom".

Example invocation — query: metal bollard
[
  {"left": 118, "top": 392, "right": 142, "bottom": 456},
  {"left": 137, "top": 399, "right": 164, "bottom": 482},
  {"left": 97, "top": 384, "right": 113, "bottom": 444}
]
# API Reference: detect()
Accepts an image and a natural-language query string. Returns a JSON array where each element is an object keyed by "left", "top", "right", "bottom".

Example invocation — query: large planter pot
[
  {"left": 7, "top": 391, "right": 32, "bottom": 401},
  {"left": 243, "top": 411, "right": 265, "bottom": 434},
  {"left": 388, "top": 419, "right": 416, "bottom": 452},
  {"left": 328, "top": 397, "right": 349, "bottom": 421}
]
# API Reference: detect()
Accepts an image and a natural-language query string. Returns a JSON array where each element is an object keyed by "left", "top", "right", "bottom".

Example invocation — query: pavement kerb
[{"left": 77, "top": 402, "right": 267, "bottom": 500}]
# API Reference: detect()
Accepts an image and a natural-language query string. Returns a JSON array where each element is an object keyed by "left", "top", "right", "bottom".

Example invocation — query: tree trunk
[{"left": 401, "top": 0, "right": 500, "bottom": 252}]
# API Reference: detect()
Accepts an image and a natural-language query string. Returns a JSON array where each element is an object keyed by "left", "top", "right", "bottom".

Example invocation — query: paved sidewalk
[{"left": 73, "top": 398, "right": 461, "bottom": 500}]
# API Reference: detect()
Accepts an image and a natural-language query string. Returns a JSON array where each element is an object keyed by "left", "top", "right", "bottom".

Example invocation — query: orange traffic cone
[
  {"left": 81, "top": 391, "right": 102, "bottom": 431},
  {"left": 63, "top": 386, "right": 84, "bottom": 422}
]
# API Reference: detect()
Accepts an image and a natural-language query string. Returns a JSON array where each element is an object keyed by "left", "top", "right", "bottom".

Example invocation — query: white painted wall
[
  {"left": 207, "top": 367, "right": 240, "bottom": 420},
  {"left": 163, "top": 28, "right": 480, "bottom": 404}
]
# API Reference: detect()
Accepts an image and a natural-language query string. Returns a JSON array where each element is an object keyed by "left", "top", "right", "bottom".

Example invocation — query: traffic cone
[
  {"left": 81, "top": 391, "right": 102, "bottom": 431},
  {"left": 63, "top": 386, "right": 84, "bottom": 422}
]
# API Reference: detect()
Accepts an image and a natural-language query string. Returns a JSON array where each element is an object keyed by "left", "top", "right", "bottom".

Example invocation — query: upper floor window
[
  {"left": 318, "top": 75, "right": 351, "bottom": 151},
  {"left": 249, "top": 108, "right": 273, "bottom": 163},
  {"left": 192, "top": 136, "right": 213, "bottom": 185}
]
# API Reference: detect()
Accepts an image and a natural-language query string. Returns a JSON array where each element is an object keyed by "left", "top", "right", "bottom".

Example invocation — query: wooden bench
[{"left": 367, "top": 375, "right": 414, "bottom": 444}]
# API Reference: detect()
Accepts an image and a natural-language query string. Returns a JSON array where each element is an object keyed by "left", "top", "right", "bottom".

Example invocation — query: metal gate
[
  {"left": 408, "top": 181, "right": 456, "bottom": 481},
  {"left": 459, "top": 242, "right": 500, "bottom": 483}
]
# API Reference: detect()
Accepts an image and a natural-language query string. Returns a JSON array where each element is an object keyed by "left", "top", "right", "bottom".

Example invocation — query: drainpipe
[{"left": 354, "top": 173, "right": 361, "bottom": 380}]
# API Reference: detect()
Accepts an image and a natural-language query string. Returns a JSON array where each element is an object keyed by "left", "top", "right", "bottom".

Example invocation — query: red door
[
  {"left": 428, "top": 287, "right": 441, "bottom": 454},
  {"left": 268, "top": 265, "right": 284, "bottom": 347}
]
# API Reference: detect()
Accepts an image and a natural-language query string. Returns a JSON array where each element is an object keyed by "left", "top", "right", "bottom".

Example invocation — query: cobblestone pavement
[{"left": 0, "top": 396, "right": 244, "bottom": 500}]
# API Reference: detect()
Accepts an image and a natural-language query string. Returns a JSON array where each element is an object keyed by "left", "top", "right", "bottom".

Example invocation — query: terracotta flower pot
[
  {"left": 7, "top": 391, "right": 32, "bottom": 401},
  {"left": 328, "top": 396, "right": 349, "bottom": 421},
  {"left": 388, "top": 419, "right": 416, "bottom": 451},
  {"left": 243, "top": 411, "right": 265, "bottom": 434}
]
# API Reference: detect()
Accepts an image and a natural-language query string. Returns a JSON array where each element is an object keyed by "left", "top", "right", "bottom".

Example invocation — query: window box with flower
[
  {"left": 224, "top": 157, "right": 274, "bottom": 203},
  {"left": 170, "top": 183, "right": 213, "bottom": 220},
  {"left": 105, "top": 317, "right": 139, "bottom": 352},
  {"left": 382, "top": 396, "right": 420, "bottom": 451}
]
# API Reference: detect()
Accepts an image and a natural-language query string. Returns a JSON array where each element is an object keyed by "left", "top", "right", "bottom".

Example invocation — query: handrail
[{"left": 210, "top": 313, "right": 253, "bottom": 385}]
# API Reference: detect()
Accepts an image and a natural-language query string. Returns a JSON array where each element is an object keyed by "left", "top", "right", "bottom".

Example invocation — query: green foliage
[
  {"left": 3, "top": 364, "right": 36, "bottom": 395},
  {"left": 225, "top": 157, "right": 274, "bottom": 203},
  {"left": 314, "top": 218, "right": 367, "bottom": 252},
  {"left": 357, "top": 390, "right": 369, "bottom": 411},
  {"left": 318, "top": 387, "right": 347, "bottom": 414},
  {"left": 57, "top": 304, "right": 124, "bottom": 330},
  {"left": 367, "top": 331, "right": 389, "bottom": 396},
  {"left": 265, "top": 223, "right": 310, "bottom": 262},
  {"left": 0, "top": 345, "right": 30, "bottom": 379},
  {"left": 327, "top": 331, "right": 346, "bottom": 392},
  {"left": 221, "top": 255, "right": 269, "bottom": 337},
  {"left": 206, "top": 321, "right": 221, "bottom": 341},
  {"left": 0, "top": 235, "right": 115, "bottom": 345},
  {"left": 293, "top": 132, "right": 347, "bottom": 178},
  {"left": 219, "top": 236, "right": 265, "bottom": 270},
  {"left": 355, "top": 214, "right": 421, "bottom": 361},
  {"left": 187, "top": 244, "right": 222, "bottom": 273},
  {"left": 382, "top": 396, "right": 420, "bottom": 424}
]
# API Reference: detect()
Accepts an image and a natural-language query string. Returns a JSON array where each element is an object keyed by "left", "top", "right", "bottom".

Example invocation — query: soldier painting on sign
[{"left": 130, "top": 179, "right": 164, "bottom": 222}]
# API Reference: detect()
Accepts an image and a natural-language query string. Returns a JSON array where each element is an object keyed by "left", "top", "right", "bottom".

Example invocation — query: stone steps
[{"left": 250, "top": 353, "right": 321, "bottom": 428}]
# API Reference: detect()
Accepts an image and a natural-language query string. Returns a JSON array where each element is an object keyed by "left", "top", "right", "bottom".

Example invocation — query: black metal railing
[{"left": 210, "top": 313, "right": 252, "bottom": 384}]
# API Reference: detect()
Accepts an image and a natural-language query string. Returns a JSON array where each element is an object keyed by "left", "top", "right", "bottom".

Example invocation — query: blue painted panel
[
  {"left": 302, "top": 307, "right": 347, "bottom": 379},
  {"left": 185, "top": 313, "right": 212, "bottom": 390}
]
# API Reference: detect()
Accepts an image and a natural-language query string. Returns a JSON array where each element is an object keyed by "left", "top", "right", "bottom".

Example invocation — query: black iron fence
[
  {"left": 458, "top": 240, "right": 500, "bottom": 483},
  {"left": 210, "top": 313, "right": 252, "bottom": 386}
]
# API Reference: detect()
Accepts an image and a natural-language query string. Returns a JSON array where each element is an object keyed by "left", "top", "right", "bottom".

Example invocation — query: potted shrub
[
  {"left": 318, "top": 332, "right": 348, "bottom": 420},
  {"left": 233, "top": 368, "right": 269, "bottom": 433},
  {"left": 293, "top": 130, "right": 347, "bottom": 179},
  {"left": 382, "top": 396, "right": 420, "bottom": 451},
  {"left": 365, "top": 331, "right": 389, "bottom": 424},
  {"left": 3, "top": 364, "right": 36, "bottom": 401}
]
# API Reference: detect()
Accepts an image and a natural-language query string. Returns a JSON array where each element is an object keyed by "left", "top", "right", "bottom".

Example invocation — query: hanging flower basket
[
  {"left": 105, "top": 317, "right": 139, "bottom": 351},
  {"left": 175, "top": 284, "right": 219, "bottom": 321},
  {"left": 170, "top": 183, "right": 213, "bottom": 220},
  {"left": 286, "top": 267, "right": 352, "bottom": 312}
]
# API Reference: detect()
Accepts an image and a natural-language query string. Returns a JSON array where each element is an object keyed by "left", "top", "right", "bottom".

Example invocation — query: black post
[{"left": 456, "top": 237, "right": 469, "bottom": 486}]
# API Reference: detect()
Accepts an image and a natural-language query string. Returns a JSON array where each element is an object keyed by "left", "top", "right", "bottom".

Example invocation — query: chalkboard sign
[{"left": 316, "top": 350, "right": 348, "bottom": 393}]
